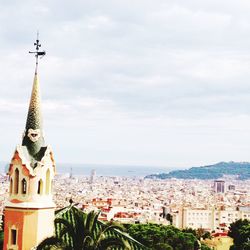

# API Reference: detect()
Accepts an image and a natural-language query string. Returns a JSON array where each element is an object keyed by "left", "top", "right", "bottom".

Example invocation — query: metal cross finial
[
  {"left": 29, "top": 32, "right": 46, "bottom": 72},
  {"left": 34, "top": 31, "right": 41, "bottom": 51}
]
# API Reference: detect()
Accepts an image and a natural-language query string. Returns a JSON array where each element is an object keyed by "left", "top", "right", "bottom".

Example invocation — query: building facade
[
  {"left": 172, "top": 206, "right": 250, "bottom": 231},
  {"left": 214, "top": 180, "right": 225, "bottom": 193}
]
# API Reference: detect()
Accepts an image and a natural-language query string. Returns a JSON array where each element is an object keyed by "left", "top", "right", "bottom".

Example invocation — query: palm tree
[{"left": 37, "top": 208, "right": 131, "bottom": 250}]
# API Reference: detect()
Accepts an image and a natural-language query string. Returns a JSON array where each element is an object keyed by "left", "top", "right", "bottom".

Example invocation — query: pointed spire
[
  {"left": 22, "top": 71, "right": 45, "bottom": 158},
  {"left": 26, "top": 71, "right": 42, "bottom": 130},
  {"left": 22, "top": 35, "right": 46, "bottom": 160}
]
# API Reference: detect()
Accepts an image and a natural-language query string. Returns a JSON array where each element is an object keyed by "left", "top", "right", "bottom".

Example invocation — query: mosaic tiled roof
[{"left": 22, "top": 71, "right": 45, "bottom": 161}]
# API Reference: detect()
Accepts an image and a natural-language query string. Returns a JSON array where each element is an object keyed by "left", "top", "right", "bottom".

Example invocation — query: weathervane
[{"left": 29, "top": 32, "right": 46, "bottom": 71}]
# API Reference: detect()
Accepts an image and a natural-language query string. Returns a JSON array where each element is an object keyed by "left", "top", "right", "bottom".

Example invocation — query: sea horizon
[{"left": 0, "top": 161, "right": 184, "bottom": 177}]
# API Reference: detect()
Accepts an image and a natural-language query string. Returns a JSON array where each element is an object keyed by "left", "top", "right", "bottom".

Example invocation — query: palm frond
[
  {"left": 102, "top": 223, "right": 126, "bottom": 235},
  {"left": 85, "top": 210, "right": 100, "bottom": 236},
  {"left": 36, "top": 236, "right": 66, "bottom": 250},
  {"left": 82, "top": 235, "right": 95, "bottom": 248},
  {"left": 98, "top": 236, "right": 132, "bottom": 250},
  {"left": 55, "top": 217, "right": 78, "bottom": 249}
]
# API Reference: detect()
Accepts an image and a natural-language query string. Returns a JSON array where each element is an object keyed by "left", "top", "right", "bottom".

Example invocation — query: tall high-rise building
[
  {"left": 3, "top": 38, "right": 56, "bottom": 250},
  {"left": 214, "top": 180, "right": 225, "bottom": 193},
  {"left": 90, "top": 169, "right": 96, "bottom": 184}
]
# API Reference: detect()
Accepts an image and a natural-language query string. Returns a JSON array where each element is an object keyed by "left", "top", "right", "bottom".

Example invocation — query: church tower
[{"left": 3, "top": 37, "right": 56, "bottom": 250}]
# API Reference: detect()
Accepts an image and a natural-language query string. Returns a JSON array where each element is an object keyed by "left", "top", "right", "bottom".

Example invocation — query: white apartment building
[{"left": 172, "top": 206, "right": 250, "bottom": 232}]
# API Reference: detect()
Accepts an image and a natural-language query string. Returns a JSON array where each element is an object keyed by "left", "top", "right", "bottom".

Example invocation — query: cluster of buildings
[
  {"left": 51, "top": 174, "right": 250, "bottom": 233},
  {"left": 2, "top": 170, "right": 249, "bottom": 247},
  {"left": 0, "top": 174, "right": 8, "bottom": 229},
  {"left": 1, "top": 172, "right": 249, "bottom": 234}
]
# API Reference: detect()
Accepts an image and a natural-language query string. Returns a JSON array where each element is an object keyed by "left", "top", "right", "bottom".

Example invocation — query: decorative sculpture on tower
[{"left": 3, "top": 35, "right": 56, "bottom": 250}]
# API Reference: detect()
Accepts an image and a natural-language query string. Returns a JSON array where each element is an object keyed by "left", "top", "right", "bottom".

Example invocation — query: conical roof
[{"left": 22, "top": 70, "right": 45, "bottom": 159}]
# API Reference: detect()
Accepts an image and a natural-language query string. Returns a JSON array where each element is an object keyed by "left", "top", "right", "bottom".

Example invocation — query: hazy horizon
[{"left": 0, "top": 159, "right": 247, "bottom": 171}]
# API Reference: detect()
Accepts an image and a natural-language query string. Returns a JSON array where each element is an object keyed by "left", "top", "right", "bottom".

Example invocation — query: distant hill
[{"left": 145, "top": 162, "right": 250, "bottom": 180}]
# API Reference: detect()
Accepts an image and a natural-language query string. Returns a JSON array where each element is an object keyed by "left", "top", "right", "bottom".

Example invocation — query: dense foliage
[
  {"left": 182, "top": 228, "right": 211, "bottom": 241},
  {"left": 228, "top": 219, "right": 250, "bottom": 250},
  {"left": 145, "top": 162, "right": 250, "bottom": 180},
  {"left": 0, "top": 231, "right": 3, "bottom": 250},
  {"left": 127, "top": 223, "right": 211, "bottom": 250},
  {"left": 37, "top": 209, "right": 131, "bottom": 250}
]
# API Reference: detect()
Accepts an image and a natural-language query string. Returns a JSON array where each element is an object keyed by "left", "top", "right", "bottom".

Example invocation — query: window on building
[
  {"left": 14, "top": 168, "right": 19, "bottom": 194},
  {"left": 46, "top": 169, "right": 50, "bottom": 195},
  {"left": 10, "top": 178, "right": 13, "bottom": 194},
  {"left": 38, "top": 179, "right": 43, "bottom": 195},
  {"left": 11, "top": 229, "right": 17, "bottom": 245},
  {"left": 22, "top": 179, "right": 27, "bottom": 194}
]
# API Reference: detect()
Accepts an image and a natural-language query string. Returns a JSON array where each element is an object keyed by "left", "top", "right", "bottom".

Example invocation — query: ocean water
[
  {"left": 0, "top": 161, "right": 181, "bottom": 177},
  {"left": 56, "top": 163, "right": 177, "bottom": 177}
]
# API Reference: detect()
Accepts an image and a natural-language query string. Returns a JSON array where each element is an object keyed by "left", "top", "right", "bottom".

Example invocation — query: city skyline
[{"left": 1, "top": 1, "right": 250, "bottom": 167}]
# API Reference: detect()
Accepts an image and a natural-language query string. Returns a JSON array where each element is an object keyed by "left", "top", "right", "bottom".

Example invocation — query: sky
[{"left": 1, "top": 0, "right": 250, "bottom": 168}]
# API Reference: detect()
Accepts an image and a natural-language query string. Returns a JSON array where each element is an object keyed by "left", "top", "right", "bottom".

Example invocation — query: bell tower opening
[
  {"left": 46, "top": 169, "right": 50, "bottom": 195},
  {"left": 38, "top": 179, "right": 43, "bottom": 195},
  {"left": 22, "top": 178, "right": 27, "bottom": 194},
  {"left": 14, "top": 168, "right": 19, "bottom": 194},
  {"left": 10, "top": 178, "right": 13, "bottom": 194}
]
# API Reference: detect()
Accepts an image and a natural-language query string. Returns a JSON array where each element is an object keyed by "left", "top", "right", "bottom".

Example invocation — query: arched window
[
  {"left": 14, "top": 168, "right": 19, "bottom": 194},
  {"left": 46, "top": 169, "right": 50, "bottom": 195},
  {"left": 37, "top": 179, "right": 43, "bottom": 195},
  {"left": 22, "top": 178, "right": 27, "bottom": 194},
  {"left": 10, "top": 178, "right": 13, "bottom": 194},
  {"left": 10, "top": 228, "right": 17, "bottom": 245}
]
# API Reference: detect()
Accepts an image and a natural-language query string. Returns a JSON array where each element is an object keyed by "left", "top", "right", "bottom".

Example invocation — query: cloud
[{"left": 0, "top": 0, "right": 250, "bottom": 166}]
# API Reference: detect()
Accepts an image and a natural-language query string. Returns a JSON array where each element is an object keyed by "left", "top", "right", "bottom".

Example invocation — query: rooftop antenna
[{"left": 29, "top": 31, "right": 46, "bottom": 73}]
